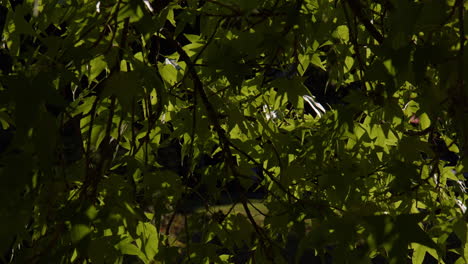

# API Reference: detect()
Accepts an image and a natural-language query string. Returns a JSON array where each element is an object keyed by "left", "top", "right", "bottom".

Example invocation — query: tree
[{"left": 0, "top": 0, "right": 467, "bottom": 263}]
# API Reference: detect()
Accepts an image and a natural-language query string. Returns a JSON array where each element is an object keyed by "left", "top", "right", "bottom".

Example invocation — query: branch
[
  {"left": 205, "top": 0, "right": 240, "bottom": 15},
  {"left": 228, "top": 141, "right": 299, "bottom": 201},
  {"left": 403, "top": 126, "right": 433, "bottom": 136},
  {"left": 345, "top": 0, "right": 384, "bottom": 44},
  {"left": 342, "top": 1, "right": 365, "bottom": 79},
  {"left": 160, "top": 29, "right": 240, "bottom": 180},
  {"left": 81, "top": 17, "right": 130, "bottom": 201},
  {"left": 240, "top": 194, "right": 270, "bottom": 253},
  {"left": 456, "top": 0, "right": 467, "bottom": 157}
]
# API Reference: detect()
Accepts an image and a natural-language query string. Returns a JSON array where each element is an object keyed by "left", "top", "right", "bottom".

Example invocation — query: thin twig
[
  {"left": 346, "top": 0, "right": 384, "bottom": 44},
  {"left": 228, "top": 141, "right": 299, "bottom": 201},
  {"left": 205, "top": 0, "right": 240, "bottom": 14}
]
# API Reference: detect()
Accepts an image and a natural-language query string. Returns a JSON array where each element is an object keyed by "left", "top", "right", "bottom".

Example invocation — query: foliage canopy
[{"left": 0, "top": 0, "right": 467, "bottom": 263}]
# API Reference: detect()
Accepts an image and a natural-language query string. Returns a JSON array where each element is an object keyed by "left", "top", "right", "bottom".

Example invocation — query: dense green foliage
[{"left": 0, "top": 0, "right": 467, "bottom": 263}]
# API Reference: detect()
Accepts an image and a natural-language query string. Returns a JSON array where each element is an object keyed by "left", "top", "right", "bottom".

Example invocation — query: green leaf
[
  {"left": 419, "top": 113, "right": 431, "bottom": 130},
  {"left": 87, "top": 55, "right": 107, "bottom": 82},
  {"left": 454, "top": 220, "right": 468, "bottom": 261},
  {"left": 116, "top": 237, "right": 148, "bottom": 261},
  {"left": 136, "top": 222, "right": 159, "bottom": 261},
  {"left": 411, "top": 243, "right": 443, "bottom": 264},
  {"left": 158, "top": 62, "right": 180, "bottom": 86},
  {"left": 332, "top": 25, "right": 349, "bottom": 42},
  {"left": 119, "top": 1, "right": 145, "bottom": 23},
  {"left": 70, "top": 224, "right": 91, "bottom": 243},
  {"left": 104, "top": 71, "right": 143, "bottom": 112},
  {"left": 310, "top": 53, "right": 326, "bottom": 71}
]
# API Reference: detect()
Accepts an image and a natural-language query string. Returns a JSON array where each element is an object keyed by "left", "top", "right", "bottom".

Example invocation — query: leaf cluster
[{"left": 0, "top": 0, "right": 467, "bottom": 263}]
